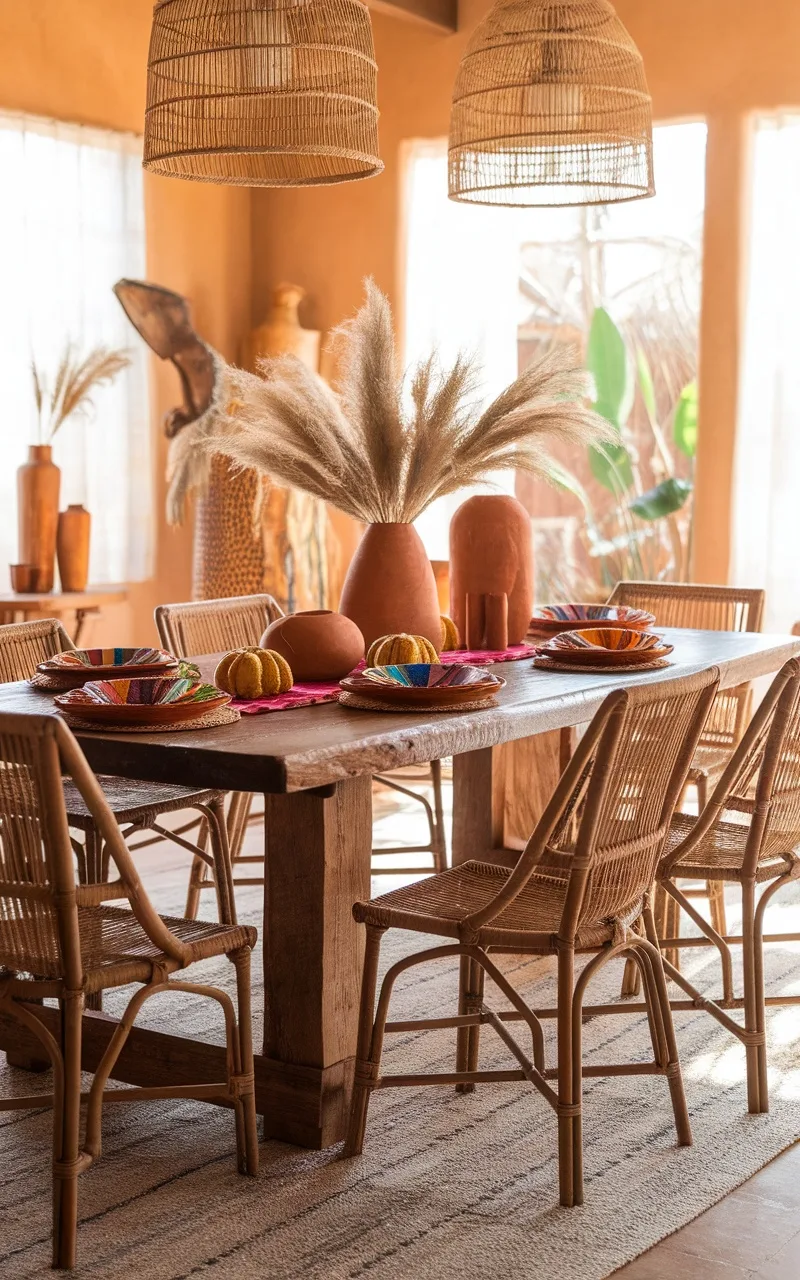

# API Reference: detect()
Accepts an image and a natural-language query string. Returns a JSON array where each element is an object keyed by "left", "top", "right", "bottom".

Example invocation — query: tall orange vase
[
  {"left": 17, "top": 445, "right": 61, "bottom": 592},
  {"left": 339, "top": 523, "right": 441, "bottom": 649}
]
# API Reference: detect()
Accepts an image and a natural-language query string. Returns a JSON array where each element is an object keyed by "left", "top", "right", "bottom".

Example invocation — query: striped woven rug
[{"left": 2, "top": 827, "right": 800, "bottom": 1279}]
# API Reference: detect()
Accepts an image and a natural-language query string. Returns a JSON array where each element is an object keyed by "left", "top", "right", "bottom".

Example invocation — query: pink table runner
[{"left": 233, "top": 643, "right": 537, "bottom": 715}]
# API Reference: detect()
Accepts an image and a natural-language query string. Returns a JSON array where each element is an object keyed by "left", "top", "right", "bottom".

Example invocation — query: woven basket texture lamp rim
[
  {"left": 448, "top": 0, "right": 654, "bottom": 208},
  {"left": 143, "top": 0, "right": 383, "bottom": 188}
]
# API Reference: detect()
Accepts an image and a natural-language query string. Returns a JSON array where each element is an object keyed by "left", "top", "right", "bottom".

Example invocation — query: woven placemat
[
  {"left": 57, "top": 705, "right": 241, "bottom": 734},
  {"left": 339, "top": 691, "right": 498, "bottom": 714},
  {"left": 533, "top": 656, "right": 673, "bottom": 675}
]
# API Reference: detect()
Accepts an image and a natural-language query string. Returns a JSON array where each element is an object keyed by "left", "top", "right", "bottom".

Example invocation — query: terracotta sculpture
[{"left": 449, "top": 494, "right": 534, "bottom": 649}]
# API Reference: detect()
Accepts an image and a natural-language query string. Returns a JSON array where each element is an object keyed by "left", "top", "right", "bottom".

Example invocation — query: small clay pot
[{"left": 261, "top": 610, "right": 365, "bottom": 681}]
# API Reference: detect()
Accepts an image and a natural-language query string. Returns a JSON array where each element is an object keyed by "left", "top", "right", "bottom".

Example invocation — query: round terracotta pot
[
  {"left": 261, "top": 610, "right": 365, "bottom": 681},
  {"left": 449, "top": 495, "right": 534, "bottom": 647},
  {"left": 338, "top": 523, "right": 441, "bottom": 648}
]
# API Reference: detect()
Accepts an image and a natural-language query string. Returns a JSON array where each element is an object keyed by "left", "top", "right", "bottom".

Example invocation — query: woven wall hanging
[
  {"left": 448, "top": 0, "right": 654, "bottom": 207},
  {"left": 143, "top": 0, "right": 382, "bottom": 186}
]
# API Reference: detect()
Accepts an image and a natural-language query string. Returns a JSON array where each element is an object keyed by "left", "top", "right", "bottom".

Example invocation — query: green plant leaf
[
  {"left": 589, "top": 441, "right": 634, "bottom": 494},
  {"left": 548, "top": 459, "right": 592, "bottom": 512},
  {"left": 673, "top": 381, "right": 698, "bottom": 458},
  {"left": 636, "top": 348, "right": 657, "bottom": 422},
  {"left": 586, "top": 307, "right": 630, "bottom": 431},
  {"left": 629, "top": 477, "right": 693, "bottom": 521}
]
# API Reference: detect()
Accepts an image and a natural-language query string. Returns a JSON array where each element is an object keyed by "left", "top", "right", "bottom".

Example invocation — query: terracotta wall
[
  {"left": 252, "top": 0, "right": 800, "bottom": 587},
  {"left": 0, "top": 0, "right": 251, "bottom": 645}
]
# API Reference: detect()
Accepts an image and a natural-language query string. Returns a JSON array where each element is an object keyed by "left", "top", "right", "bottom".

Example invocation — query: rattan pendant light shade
[
  {"left": 143, "top": 0, "right": 382, "bottom": 187},
  {"left": 449, "top": 0, "right": 654, "bottom": 207}
]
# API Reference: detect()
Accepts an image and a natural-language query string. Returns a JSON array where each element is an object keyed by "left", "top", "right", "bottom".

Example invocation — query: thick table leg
[{"left": 262, "top": 776, "right": 373, "bottom": 1147}]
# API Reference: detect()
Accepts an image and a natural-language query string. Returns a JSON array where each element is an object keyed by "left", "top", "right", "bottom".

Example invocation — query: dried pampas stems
[{"left": 177, "top": 280, "right": 612, "bottom": 526}]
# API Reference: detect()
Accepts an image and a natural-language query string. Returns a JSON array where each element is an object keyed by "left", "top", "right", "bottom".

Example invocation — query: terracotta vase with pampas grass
[
  {"left": 167, "top": 281, "right": 612, "bottom": 646},
  {"left": 19, "top": 345, "right": 129, "bottom": 592}
]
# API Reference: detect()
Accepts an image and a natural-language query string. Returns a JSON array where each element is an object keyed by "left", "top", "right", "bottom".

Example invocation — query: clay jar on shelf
[
  {"left": 261, "top": 609, "right": 365, "bottom": 681},
  {"left": 449, "top": 494, "right": 534, "bottom": 649},
  {"left": 338, "top": 522, "right": 442, "bottom": 649}
]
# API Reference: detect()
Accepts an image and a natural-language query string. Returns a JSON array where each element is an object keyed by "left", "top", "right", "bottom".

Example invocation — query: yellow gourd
[
  {"left": 440, "top": 615, "right": 460, "bottom": 651},
  {"left": 366, "top": 633, "right": 440, "bottom": 666},
  {"left": 215, "top": 648, "right": 294, "bottom": 698}
]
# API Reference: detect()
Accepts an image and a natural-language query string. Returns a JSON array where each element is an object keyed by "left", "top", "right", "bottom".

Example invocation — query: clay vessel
[
  {"left": 339, "top": 523, "right": 441, "bottom": 649},
  {"left": 449, "top": 495, "right": 534, "bottom": 648},
  {"left": 17, "top": 445, "right": 61, "bottom": 593},
  {"left": 261, "top": 609, "right": 365, "bottom": 681},
  {"left": 57, "top": 504, "right": 91, "bottom": 592}
]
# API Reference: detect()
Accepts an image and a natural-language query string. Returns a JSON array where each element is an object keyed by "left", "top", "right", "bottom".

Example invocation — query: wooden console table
[{"left": 0, "top": 587, "right": 128, "bottom": 644}]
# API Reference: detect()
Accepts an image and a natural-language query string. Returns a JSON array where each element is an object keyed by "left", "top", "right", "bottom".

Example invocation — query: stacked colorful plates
[
  {"left": 55, "top": 676, "right": 230, "bottom": 726},
  {"left": 534, "top": 627, "right": 673, "bottom": 671},
  {"left": 37, "top": 647, "right": 179, "bottom": 689},
  {"left": 530, "top": 604, "right": 655, "bottom": 636},
  {"left": 340, "top": 663, "right": 505, "bottom": 710}
]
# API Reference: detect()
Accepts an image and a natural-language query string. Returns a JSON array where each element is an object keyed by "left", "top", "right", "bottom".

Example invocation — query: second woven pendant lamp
[
  {"left": 144, "top": 0, "right": 382, "bottom": 186},
  {"left": 449, "top": 0, "right": 654, "bottom": 207}
]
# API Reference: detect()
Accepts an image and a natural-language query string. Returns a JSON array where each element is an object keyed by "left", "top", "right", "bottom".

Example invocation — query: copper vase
[
  {"left": 17, "top": 445, "right": 61, "bottom": 593},
  {"left": 339, "top": 522, "right": 441, "bottom": 648},
  {"left": 56, "top": 504, "right": 91, "bottom": 592}
]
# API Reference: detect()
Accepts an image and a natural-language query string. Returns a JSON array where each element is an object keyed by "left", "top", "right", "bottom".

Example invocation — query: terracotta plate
[
  {"left": 55, "top": 676, "right": 229, "bottom": 726},
  {"left": 530, "top": 604, "right": 656, "bottom": 635},
  {"left": 340, "top": 668, "right": 504, "bottom": 708},
  {"left": 536, "top": 626, "right": 673, "bottom": 666}
]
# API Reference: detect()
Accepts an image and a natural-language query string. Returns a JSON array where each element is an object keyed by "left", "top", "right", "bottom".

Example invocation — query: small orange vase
[
  {"left": 17, "top": 445, "right": 61, "bottom": 593},
  {"left": 57, "top": 504, "right": 92, "bottom": 592},
  {"left": 339, "top": 523, "right": 441, "bottom": 649}
]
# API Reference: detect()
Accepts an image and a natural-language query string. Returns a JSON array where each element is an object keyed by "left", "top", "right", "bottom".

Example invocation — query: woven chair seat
[
  {"left": 0, "top": 906, "right": 256, "bottom": 993},
  {"left": 688, "top": 743, "right": 734, "bottom": 784},
  {"left": 353, "top": 858, "right": 642, "bottom": 950},
  {"left": 664, "top": 812, "right": 799, "bottom": 884},
  {"left": 63, "top": 777, "right": 221, "bottom": 829}
]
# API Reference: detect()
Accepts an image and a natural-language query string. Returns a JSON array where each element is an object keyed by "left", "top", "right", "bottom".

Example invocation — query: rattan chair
[
  {"left": 0, "top": 710, "right": 258, "bottom": 1269},
  {"left": 156, "top": 596, "right": 448, "bottom": 897},
  {"left": 656, "top": 657, "right": 800, "bottom": 1115},
  {"left": 344, "top": 668, "right": 719, "bottom": 1207},
  {"left": 608, "top": 581, "right": 765, "bottom": 944},
  {"left": 0, "top": 621, "right": 234, "bottom": 945}
]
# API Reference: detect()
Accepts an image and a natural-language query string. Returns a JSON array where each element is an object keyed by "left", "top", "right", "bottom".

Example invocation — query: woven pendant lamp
[
  {"left": 449, "top": 0, "right": 653, "bottom": 207},
  {"left": 143, "top": 0, "right": 382, "bottom": 186}
]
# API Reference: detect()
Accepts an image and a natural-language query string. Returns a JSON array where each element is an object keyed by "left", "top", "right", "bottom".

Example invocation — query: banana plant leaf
[
  {"left": 589, "top": 441, "right": 635, "bottom": 493},
  {"left": 636, "top": 348, "right": 657, "bottom": 423},
  {"left": 628, "top": 477, "right": 693, "bottom": 521},
  {"left": 586, "top": 307, "right": 631, "bottom": 429},
  {"left": 673, "top": 381, "right": 698, "bottom": 458}
]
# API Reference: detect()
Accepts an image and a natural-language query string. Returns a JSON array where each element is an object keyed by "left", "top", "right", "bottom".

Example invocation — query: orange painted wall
[
  {"left": 252, "top": 0, "right": 800, "bottom": 586},
  {"left": 0, "top": 0, "right": 252, "bottom": 645}
]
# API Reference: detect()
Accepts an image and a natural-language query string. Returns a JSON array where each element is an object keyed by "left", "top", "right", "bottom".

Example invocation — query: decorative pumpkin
[
  {"left": 440, "top": 615, "right": 460, "bottom": 651},
  {"left": 214, "top": 648, "right": 294, "bottom": 699},
  {"left": 366, "top": 633, "right": 440, "bottom": 666}
]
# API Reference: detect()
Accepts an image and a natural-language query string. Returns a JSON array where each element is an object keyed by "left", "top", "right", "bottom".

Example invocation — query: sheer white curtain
[
  {"left": 0, "top": 111, "right": 151, "bottom": 588},
  {"left": 733, "top": 114, "right": 800, "bottom": 633}
]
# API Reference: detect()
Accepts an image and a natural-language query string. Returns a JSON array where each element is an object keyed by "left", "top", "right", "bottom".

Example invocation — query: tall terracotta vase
[
  {"left": 17, "top": 445, "right": 61, "bottom": 593},
  {"left": 339, "top": 523, "right": 441, "bottom": 648},
  {"left": 449, "top": 494, "right": 534, "bottom": 648},
  {"left": 56, "top": 504, "right": 91, "bottom": 592}
]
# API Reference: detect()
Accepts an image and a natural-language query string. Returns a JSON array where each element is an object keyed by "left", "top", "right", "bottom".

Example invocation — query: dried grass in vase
[{"left": 32, "top": 344, "right": 131, "bottom": 443}]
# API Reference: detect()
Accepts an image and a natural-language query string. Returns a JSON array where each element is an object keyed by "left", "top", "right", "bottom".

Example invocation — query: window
[
  {"left": 403, "top": 123, "right": 707, "bottom": 595},
  {"left": 733, "top": 114, "right": 800, "bottom": 633},
  {"left": 0, "top": 111, "right": 151, "bottom": 588}
]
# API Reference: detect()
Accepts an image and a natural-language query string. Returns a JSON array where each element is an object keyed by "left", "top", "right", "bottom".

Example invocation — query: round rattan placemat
[
  {"left": 532, "top": 656, "right": 673, "bottom": 675},
  {"left": 339, "top": 691, "right": 498, "bottom": 713},
  {"left": 57, "top": 705, "right": 241, "bottom": 733}
]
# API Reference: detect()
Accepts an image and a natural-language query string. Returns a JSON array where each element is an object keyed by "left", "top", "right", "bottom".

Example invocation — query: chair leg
[
  {"left": 52, "top": 992, "right": 84, "bottom": 1270},
  {"left": 557, "top": 944, "right": 579, "bottom": 1207},
  {"left": 741, "top": 879, "right": 765, "bottom": 1113},
  {"left": 206, "top": 797, "right": 237, "bottom": 925},
  {"left": 82, "top": 828, "right": 105, "bottom": 1011},
  {"left": 707, "top": 878, "right": 728, "bottom": 939},
  {"left": 231, "top": 947, "right": 259, "bottom": 1175},
  {"left": 456, "top": 955, "right": 484, "bottom": 1094},
  {"left": 430, "top": 759, "right": 447, "bottom": 873},
  {"left": 184, "top": 816, "right": 210, "bottom": 920},
  {"left": 344, "top": 925, "right": 385, "bottom": 1157},
  {"left": 642, "top": 909, "right": 692, "bottom": 1145}
]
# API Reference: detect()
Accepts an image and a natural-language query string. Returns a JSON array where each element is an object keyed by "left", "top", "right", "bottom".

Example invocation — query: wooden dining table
[{"left": 1, "top": 626, "right": 799, "bottom": 1150}]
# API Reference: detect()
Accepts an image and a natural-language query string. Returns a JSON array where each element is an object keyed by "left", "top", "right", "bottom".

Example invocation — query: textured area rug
[{"left": 2, "top": 845, "right": 800, "bottom": 1279}]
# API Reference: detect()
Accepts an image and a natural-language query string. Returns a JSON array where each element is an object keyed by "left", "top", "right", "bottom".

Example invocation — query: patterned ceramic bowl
[
  {"left": 43, "top": 647, "right": 177, "bottom": 671},
  {"left": 530, "top": 604, "right": 655, "bottom": 635},
  {"left": 537, "top": 627, "right": 672, "bottom": 666},
  {"left": 55, "top": 676, "right": 229, "bottom": 725},
  {"left": 341, "top": 663, "right": 504, "bottom": 707}
]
